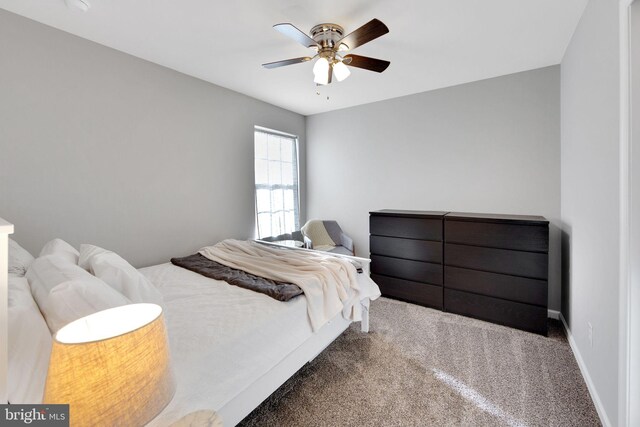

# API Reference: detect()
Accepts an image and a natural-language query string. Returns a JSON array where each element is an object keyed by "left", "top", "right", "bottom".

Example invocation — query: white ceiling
[{"left": 0, "top": 0, "right": 587, "bottom": 116}]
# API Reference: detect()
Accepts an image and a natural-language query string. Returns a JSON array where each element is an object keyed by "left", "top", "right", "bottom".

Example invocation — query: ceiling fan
[{"left": 262, "top": 19, "right": 390, "bottom": 85}]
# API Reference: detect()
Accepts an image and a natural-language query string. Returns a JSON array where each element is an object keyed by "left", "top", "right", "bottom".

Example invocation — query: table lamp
[{"left": 44, "top": 303, "right": 175, "bottom": 426}]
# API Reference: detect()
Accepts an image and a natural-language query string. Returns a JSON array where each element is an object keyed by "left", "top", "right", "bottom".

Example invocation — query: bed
[
  {"left": 7, "top": 234, "right": 379, "bottom": 426},
  {"left": 146, "top": 242, "right": 379, "bottom": 426}
]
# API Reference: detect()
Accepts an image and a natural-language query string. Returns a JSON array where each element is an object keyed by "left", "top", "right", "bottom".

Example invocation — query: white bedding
[
  {"left": 200, "top": 240, "right": 378, "bottom": 331},
  {"left": 141, "top": 262, "right": 316, "bottom": 426}
]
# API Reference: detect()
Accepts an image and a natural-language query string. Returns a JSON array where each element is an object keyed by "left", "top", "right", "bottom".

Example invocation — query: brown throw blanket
[{"left": 170, "top": 253, "right": 303, "bottom": 301}]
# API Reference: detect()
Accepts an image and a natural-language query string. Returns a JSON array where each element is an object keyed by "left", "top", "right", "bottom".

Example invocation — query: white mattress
[{"left": 140, "top": 262, "right": 315, "bottom": 426}]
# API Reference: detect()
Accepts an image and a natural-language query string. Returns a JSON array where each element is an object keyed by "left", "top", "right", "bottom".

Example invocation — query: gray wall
[
  {"left": 306, "top": 66, "right": 561, "bottom": 311},
  {"left": 0, "top": 10, "right": 306, "bottom": 267},
  {"left": 561, "top": 0, "right": 621, "bottom": 425}
]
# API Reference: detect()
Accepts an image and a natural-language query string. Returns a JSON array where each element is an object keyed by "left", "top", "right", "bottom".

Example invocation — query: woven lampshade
[{"left": 44, "top": 303, "right": 175, "bottom": 427}]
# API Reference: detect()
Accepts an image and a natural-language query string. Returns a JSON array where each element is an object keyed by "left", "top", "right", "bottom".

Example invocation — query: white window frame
[{"left": 254, "top": 126, "right": 301, "bottom": 239}]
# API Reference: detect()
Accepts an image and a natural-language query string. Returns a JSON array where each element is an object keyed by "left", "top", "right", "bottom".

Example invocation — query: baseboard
[
  {"left": 547, "top": 309, "right": 560, "bottom": 320},
  {"left": 559, "top": 313, "right": 612, "bottom": 427}
]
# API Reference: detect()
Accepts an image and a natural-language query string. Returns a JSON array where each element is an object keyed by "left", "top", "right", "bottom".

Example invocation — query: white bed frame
[{"left": 217, "top": 242, "right": 373, "bottom": 426}]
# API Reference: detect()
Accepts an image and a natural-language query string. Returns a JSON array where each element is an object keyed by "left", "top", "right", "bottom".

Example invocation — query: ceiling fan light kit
[
  {"left": 263, "top": 19, "right": 390, "bottom": 86},
  {"left": 313, "top": 57, "right": 330, "bottom": 84},
  {"left": 333, "top": 61, "right": 350, "bottom": 82}
]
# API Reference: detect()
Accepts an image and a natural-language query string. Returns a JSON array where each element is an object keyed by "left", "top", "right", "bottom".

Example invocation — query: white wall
[
  {"left": 306, "top": 66, "right": 561, "bottom": 310},
  {"left": 0, "top": 10, "right": 306, "bottom": 267},
  {"left": 630, "top": 3, "right": 640, "bottom": 423},
  {"left": 560, "top": 0, "right": 620, "bottom": 424}
]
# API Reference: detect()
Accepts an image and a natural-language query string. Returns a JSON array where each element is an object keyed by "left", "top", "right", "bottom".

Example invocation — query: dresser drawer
[
  {"left": 445, "top": 220, "right": 548, "bottom": 252},
  {"left": 370, "top": 235, "right": 442, "bottom": 263},
  {"left": 444, "top": 289, "right": 547, "bottom": 335},
  {"left": 372, "top": 274, "right": 443, "bottom": 309},
  {"left": 444, "top": 266, "right": 547, "bottom": 306},
  {"left": 445, "top": 243, "right": 548, "bottom": 280},
  {"left": 371, "top": 255, "right": 442, "bottom": 285},
  {"left": 370, "top": 215, "right": 442, "bottom": 241}
]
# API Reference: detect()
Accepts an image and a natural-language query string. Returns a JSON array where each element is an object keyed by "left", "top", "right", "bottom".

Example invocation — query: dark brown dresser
[
  {"left": 369, "top": 210, "right": 549, "bottom": 335},
  {"left": 369, "top": 210, "right": 446, "bottom": 309},
  {"left": 444, "top": 212, "right": 549, "bottom": 335}
]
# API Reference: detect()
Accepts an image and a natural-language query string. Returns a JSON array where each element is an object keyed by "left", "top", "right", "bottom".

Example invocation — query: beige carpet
[{"left": 239, "top": 297, "right": 600, "bottom": 427}]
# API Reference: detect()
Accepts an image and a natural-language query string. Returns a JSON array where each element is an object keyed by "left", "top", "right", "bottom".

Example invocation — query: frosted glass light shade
[
  {"left": 313, "top": 57, "right": 330, "bottom": 85},
  {"left": 333, "top": 61, "right": 351, "bottom": 82},
  {"left": 44, "top": 304, "right": 175, "bottom": 427}
]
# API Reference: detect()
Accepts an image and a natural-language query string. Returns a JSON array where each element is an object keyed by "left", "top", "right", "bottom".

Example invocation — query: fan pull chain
[{"left": 315, "top": 84, "right": 330, "bottom": 101}]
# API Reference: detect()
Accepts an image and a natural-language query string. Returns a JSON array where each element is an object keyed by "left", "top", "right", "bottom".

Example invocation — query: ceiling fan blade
[
  {"left": 337, "top": 19, "right": 389, "bottom": 51},
  {"left": 273, "top": 23, "right": 318, "bottom": 48},
  {"left": 262, "top": 57, "right": 313, "bottom": 69},
  {"left": 328, "top": 64, "right": 333, "bottom": 84},
  {"left": 343, "top": 54, "right": 390, "bottom": 73}
]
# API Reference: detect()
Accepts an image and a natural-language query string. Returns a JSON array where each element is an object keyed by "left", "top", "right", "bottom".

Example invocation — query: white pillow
[
  {"left": 8, "top": 238, "right": 35, "bottom": 276},
  {"left": 79, "top": 244, "right": 163, "bottom": 306},
  {"left": 44, "top": 280, "right": 132, "bottom": 332},
  {"left": 26, "top": 255, "right": 130, "bottom": 332},
  {"left": 39, "top": 238, "right": 79, "bottom": 264},
  {"left": 8, "top": 275, "right": 52, "bottom": 404}
]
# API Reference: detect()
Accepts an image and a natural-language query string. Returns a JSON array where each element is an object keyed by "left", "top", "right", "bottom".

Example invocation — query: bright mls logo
[{"left": 1, "top": 405, "right": 69, "bottom": 426}]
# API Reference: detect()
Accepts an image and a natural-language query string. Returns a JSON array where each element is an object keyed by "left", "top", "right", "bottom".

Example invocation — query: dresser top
[
  {"left": 370, "top": 209, "right": 447, "bottom": 219},
  {"left": 445, "top": 212, "right": 548, "bottom": 225}
]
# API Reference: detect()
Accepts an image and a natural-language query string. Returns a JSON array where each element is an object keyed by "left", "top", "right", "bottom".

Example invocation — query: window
[{"left": 254, "top": 127, "right": 300, "bottom": 239}]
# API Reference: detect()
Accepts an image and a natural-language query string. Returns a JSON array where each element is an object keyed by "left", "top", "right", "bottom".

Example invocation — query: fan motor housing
[{"left": 310, "top": 23, "right": 345, "bottom": 50}]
